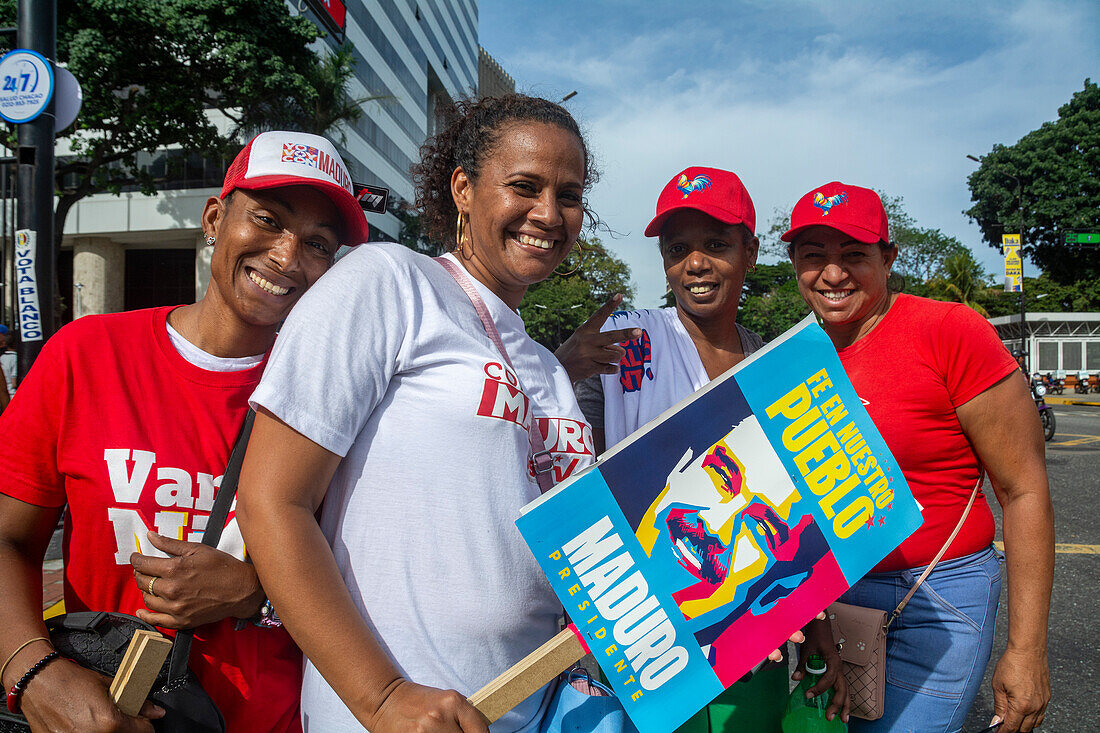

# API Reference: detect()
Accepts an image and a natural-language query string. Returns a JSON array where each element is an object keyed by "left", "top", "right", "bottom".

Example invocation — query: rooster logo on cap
[
  {"left": 812, "top": 191, "right": 848, "bottom": 215},
  {"left": 676, "top": 173, "right": 712, "bottom": 199}
]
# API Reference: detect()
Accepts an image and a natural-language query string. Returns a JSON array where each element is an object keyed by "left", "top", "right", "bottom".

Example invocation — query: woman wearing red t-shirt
[
  {"left": 782, "top": 182, "right": 1052, "bottom": 733},
  {"left": 0, "top": 131, "right": 368, "bottom": 732}
]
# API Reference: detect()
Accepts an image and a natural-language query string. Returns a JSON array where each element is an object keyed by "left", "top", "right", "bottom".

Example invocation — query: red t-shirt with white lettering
[
  {"left": 836, "top": 294, "right": 1019, "bottom": 572},
  {"left": 0, "top": 306, "right": 301, "bottom": 732}
]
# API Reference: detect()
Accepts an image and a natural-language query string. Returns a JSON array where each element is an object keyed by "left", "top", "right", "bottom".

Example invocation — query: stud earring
[{"left": 204, "top": 235, "right": 215, "bottom": 246}]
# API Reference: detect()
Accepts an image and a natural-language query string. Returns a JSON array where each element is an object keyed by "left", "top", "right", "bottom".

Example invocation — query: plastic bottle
[{"left": 780, "top": 653, "right": 847, "bottom": 732}]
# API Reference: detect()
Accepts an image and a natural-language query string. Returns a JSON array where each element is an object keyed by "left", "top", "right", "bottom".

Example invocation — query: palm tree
[
  {"left": 245, "top": 43, "right": 390, "bottom": 142},
  {"left": 929, "top": 251, "right": 992, "bottom": 317}
]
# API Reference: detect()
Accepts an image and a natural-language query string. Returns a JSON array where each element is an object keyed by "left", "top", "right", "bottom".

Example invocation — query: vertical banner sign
[
  {"left": 15, "top": 230, "right": 43, "bottom": 342},
  {"left": 1002, "top": 234, "right": 1022, "bottom": 293},
  {"left": 516, "top": 317, "right": 924, "bottom": 733}
]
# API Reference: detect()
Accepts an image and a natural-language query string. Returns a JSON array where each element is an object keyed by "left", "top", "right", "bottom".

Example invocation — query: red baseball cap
[
  {"left": 644, "top": 166, "right": 756, "bottom": 237},
  {"left": 781, "top": 181, "right": 889, "bottom": 245},
  {"left": 221, "top": 131, "right": 369, "bottom": 246}
]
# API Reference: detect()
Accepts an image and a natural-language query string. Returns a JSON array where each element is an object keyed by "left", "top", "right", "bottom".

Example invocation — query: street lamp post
[{"left": 968, "top": 154, "right": 1028, "bottom": 366}]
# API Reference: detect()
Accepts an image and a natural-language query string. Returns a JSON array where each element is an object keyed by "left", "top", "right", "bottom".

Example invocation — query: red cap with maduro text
[{"left": 221, "top": 131, "right": 369, "bottom": 246}]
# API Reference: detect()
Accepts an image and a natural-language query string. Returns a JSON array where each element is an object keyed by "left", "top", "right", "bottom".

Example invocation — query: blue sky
[{"left": 478, "top": 0, "right": 1100, "bottom": 307}]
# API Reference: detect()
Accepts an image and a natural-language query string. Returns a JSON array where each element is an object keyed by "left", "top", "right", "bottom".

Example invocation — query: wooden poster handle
[
  {"left": 469, "top": 626, "right": 587, "bottom": 723},
  {"left": 109, "top": 629, "right": 174, "bottom": 716}
]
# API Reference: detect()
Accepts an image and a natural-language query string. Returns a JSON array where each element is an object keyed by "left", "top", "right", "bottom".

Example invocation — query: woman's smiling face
[
  {"left": 206, "top": 186, "right": 339, "bottom": 328},
  {"left": 790, "top": 225, "right": 897, "bottom": 343},
  {"left": 451, "top": 121, "right": 586, "bottom": 309},
  {"left": 660, "top": 210, "right": 759, "bottom": 324}
]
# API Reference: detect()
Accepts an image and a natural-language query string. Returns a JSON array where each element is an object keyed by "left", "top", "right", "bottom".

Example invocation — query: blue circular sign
[{"left": 0, "top": 49, "right": 55, "bottom": 124}]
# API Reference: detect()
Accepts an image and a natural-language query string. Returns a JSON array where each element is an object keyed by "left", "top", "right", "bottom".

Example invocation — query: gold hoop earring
[
  {"left": 554, "top": 244, "right": 586, "bottom": 277},
  {"left": 749, "top": 263, "right": 757, "bottom": 273},
  {"left": 455, "top": 212, "right": 469, "bottom": 256}
]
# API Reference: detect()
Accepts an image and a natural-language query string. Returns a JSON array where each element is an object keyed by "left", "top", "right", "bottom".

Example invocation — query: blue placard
[{"left": 517, "top": 316, "right": 924, "bottom": 733}]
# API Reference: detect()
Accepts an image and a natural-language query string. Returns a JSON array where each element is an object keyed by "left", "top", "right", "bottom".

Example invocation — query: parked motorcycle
[
  {"left": 1074, "top": 370, "right": 1090, "bottom": 393},
  {"left": 1032, "top": 374, "right": 1056, "bottom": 441},
  {"left": 1045, "top": 373, "right": 1064, "bottom": 395}
]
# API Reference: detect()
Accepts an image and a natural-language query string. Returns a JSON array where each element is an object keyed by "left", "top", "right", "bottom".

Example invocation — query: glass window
[
  {"left": 1063, "top": 341, "right": 1083, "bottom": 371},
  {"left": 1038, "top": 341, "right": 1059, "bottom": 371},
  {"left": 1087, "top": 341, "right": 1100, "bottom": 370}
]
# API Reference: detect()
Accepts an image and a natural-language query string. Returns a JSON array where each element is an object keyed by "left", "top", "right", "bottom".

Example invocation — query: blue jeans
[{"left": 839, "top": 546, "right": 1003, "bottom": 733}]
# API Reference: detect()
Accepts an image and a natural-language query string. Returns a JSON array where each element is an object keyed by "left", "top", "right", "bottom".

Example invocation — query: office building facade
[{"left": 43, "top": 0, "right": 493, "bottom": 321}]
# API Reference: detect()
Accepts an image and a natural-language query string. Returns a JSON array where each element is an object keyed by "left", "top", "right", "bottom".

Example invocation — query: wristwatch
[{"left": 254, "top": 598, "right": 282, "bottom": 629}]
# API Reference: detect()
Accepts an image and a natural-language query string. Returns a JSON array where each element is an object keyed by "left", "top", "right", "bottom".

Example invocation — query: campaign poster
[{"left": 516, "top": 316, "right": 923, "bottom": 733}]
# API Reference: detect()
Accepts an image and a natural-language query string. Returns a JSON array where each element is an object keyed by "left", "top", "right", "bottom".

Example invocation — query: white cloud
[{"left": 482, "top": 0, "right": 1100, "bottom": 306}]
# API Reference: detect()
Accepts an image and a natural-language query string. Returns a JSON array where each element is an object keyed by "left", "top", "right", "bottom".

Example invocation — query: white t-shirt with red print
[
  {"left": 252, "top": 244, "right": 594, "bottom": 733},
  {"left": 0, "top": 306, "right": 302, "bottom": 733},
  {"left": 575, "top": 307, "right": 763, "bottom": 450}
]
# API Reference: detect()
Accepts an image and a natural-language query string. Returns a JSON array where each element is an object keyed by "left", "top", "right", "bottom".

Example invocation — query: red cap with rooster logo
[
  {"left": 781, "top": 181, "right": 889, "bottom": 245},
  {"left": 644, "top": 166, "right": 756, "bottom": 237}
]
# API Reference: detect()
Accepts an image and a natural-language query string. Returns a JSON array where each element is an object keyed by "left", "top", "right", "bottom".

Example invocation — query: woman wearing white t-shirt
[
  {"left": 236, "top": 95, "right": 600, "bottom": 732},
  {"left": 563, "top": 167, "right": 849, "bottom": 729}
]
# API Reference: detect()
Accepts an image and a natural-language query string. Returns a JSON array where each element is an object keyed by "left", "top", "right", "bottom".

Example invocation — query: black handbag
[
  {"left": 0, "top": 611, "right": 224, "bottom": 733},
  {"left": 0, "top": 411, "right": 255, "bottom": 732}
]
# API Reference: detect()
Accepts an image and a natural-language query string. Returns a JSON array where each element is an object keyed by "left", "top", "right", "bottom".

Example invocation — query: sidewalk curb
[{"left": 1046, "top": 397, "right": 1100, "bottom": 407}]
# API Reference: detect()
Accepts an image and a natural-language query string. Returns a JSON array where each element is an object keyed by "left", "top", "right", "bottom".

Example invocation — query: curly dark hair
[{"left": 411, "top": 94, "right": 599, "bottom": 248}]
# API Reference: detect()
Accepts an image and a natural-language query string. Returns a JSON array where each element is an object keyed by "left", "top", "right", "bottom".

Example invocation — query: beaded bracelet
[{"left": 5, "top": 651, "right": 60, "bottom": 714}]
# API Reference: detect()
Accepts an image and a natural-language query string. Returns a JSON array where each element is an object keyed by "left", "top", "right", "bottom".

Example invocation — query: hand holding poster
[{"left": 514, "top": 316, "right": 923, "bottom": 733}]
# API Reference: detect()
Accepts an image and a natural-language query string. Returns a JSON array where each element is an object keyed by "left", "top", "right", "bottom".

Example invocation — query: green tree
[
  {"left": 1, "top": 0, "right": 328, "bottom": 257},
  {"left": 987, "top": 273, "right": 1100, "bottom": 316},
  {"left": 965, "top": 79, "right": 1100, "bottom": 284},
  {"left": 738, "top": 262, "right": 810, "bottom": 341},
  {"left": 757, "top": 206, "right": 792, "bottom": 259},
  {"left": 926, "top": 250, "right": 993, "bottom": 317},
  {"left": 247, "top": 42, "right": 385, "bottom": 143},
  {"left": 759, "top": 193, "right": 970, "bottom": 286},
  {"left": 521, "top": 236, "right": 635, "bottom": 350},
  {"left": 879, "top": 193, "right": 971, "bottom": 284}
]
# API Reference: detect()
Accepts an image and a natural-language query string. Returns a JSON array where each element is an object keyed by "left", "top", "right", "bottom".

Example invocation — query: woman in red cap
[
  {"left": 784, "top": 182, "right": 1052, "bottom": 733},
  {"left": 0, "top": 130, "right": 367, "bottom": 732},
  {"left": 567, "top": 167, "right": 847, "bottom": 730}
]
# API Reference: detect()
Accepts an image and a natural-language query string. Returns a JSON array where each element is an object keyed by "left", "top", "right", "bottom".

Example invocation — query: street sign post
[
  {"left": 16, "top": 0, "right": 58, "bottom": 378},
  {"left": 1064, "top": 233, "right": 1100, "bottom": 245},
  {"left": 0, "top": 48, "right": 53, "bottom": 124}
]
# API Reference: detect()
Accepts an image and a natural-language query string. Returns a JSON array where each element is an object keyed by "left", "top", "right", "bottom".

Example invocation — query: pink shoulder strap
[{"left": 435, "top": 257, "right": 556, "bottom": 493}]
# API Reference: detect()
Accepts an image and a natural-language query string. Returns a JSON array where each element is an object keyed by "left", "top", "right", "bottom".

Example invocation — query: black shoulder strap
[{"left": 166, "top": 409, "right": 256, "bottom": 684}]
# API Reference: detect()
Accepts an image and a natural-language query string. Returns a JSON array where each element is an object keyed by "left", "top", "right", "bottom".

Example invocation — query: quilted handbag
[
  {"left": 0, "top": 612, "right": 224, "bottom": 733},
  {"left": 824, "top": 474, "right": 986, "bottom": 722},
  {"left": 826, "top": 602, "right": 887, "bottom": 720}
]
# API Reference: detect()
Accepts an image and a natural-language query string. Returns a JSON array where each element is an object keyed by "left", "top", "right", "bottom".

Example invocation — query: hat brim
[
  {"left": 227, "top": 175, "right": 369, "bottom": 246},
  {"left": 644, "top": 201, "right": 750, "bottom": 238},
  {"left": 780, "top": 221, "right": 883, "bottom": 245}
]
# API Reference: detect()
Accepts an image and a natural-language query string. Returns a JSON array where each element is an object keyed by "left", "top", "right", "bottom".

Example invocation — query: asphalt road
[{"left": 963, "top": 403, "right": 1100, "bottom": 732}]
